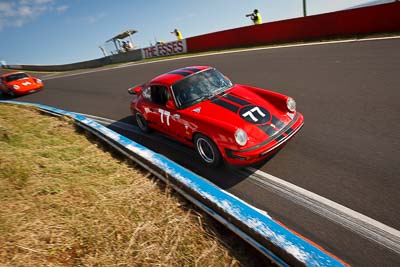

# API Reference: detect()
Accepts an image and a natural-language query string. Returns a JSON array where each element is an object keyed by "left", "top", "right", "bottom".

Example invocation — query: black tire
[
  {"left": 135, "top": 111, "right": 151, "bottom": 133},
  {"left": 194, "top": 134, "right": 222, "bottom": 167}
]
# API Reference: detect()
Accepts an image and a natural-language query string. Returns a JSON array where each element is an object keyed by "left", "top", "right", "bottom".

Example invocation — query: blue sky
[{"left": 0, "top": 0, "right": 385, "bottom": 65}]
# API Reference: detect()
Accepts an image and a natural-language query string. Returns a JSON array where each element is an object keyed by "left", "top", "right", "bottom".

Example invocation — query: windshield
[
  {"left": 5, "top": 73, "right": 29, "bottom": 82},
  {"left": 172, "top": 68, "right": 233, "bottom": 108}
]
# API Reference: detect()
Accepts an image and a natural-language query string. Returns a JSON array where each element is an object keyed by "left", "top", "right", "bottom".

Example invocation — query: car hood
[
  {"left": 7, "top": 77, "right": 36, "bottom": 86},
  {"left": 183, "top": 84, "right": 296, "bottom": 145}
]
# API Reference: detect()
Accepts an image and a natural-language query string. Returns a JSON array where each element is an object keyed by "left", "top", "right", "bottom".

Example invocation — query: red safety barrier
[{"left": 187, "top": 2, "right": 400, "bottom": 52}]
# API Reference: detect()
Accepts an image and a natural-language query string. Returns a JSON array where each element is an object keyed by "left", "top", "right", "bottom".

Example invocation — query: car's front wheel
[
  {"left": 194, "top": 134, "right": 222, "bottom": 167},
  {"left": 135, "top": 111, "right": 151, "bottom": 133}
]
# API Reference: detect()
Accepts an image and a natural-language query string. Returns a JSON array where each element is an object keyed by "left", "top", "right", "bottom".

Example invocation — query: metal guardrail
[
  {"left": 1, "top": 49, "right": 143, "bottom": 72},
  {"left": 0, "top": 100, "right": 349, "bottom": 267}
]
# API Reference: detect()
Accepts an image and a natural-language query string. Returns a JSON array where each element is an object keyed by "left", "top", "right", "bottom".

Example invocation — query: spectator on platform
[
  {"left": 246, "top": 9, "right": 262, "bottom": 25},
  {"left": 120, "top": 41, "right": 127, "bottom": 52},
  {"left": 122, "top": 41, "right": 131, "bottom": 52},
  {"left": 126, "top": 40, "right": 134, "bottom": 50},
  {"left": 171, "top": 29, "right": 183, "bottom": 40}
]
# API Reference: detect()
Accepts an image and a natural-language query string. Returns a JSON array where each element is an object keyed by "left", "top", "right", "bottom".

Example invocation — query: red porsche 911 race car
[
  {"left": 128, "top": 66, "right": 304, "bottom": 167},
  {"left": 0, "top": 72, "right": 43, "bottom": 97}
]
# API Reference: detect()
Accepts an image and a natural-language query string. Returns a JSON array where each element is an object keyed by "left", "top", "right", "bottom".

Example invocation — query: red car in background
[
  {"left": 128, "top": 66, "right": 304, "bottom": 167},
  {"left": 0, "top": 72, "right": 43, "bottom": 97}
]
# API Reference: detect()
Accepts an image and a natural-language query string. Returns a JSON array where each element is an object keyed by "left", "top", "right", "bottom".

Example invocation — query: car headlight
[
  {"left": 287, "top": 97, "right": 296, "bottom": 112},
  {"left": 235, "top": 128, "right": 248, "bottom": 146},
  {"left": 36, "top": 79, "right": 42, "bottom": 83},
  {"left": 13, "top": 85, "right": 20, "bottom": 90}
]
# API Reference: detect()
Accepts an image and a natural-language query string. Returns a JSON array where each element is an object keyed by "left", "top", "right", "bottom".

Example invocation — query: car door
[
  {"left": 136, "top": 85, "right": 160, "bottom": 132},
  {"left": 151, "top": 84, "right": 179, "bottom": 136},
  {"left": 147, "top": 84, "right": 187, "bottom": 141},
  {"left": 162, "top": 87, "right": 192, "bottom": 143}
]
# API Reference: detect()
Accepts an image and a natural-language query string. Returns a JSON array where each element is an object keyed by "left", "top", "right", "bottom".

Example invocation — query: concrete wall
[{"left": 106, "top": 49, "right": 143, "bottom": 64}]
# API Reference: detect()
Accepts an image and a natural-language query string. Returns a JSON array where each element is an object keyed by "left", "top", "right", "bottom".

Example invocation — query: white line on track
[
  {"left": 42, "top": 35, "right": 400, "bottom": 81},
  {"left": 81, "top": 112, "right": 400, "bottom": 255},
  {"left": 76, "top": 113, "right": 139, "bottom": 134},
  {"left": 246, "top": 168, "right": 400, "bottom": 255}
]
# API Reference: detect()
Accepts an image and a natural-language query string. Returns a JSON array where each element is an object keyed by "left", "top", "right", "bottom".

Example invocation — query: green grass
[{"left": 0, "top": 104, "right": 271, "bottom": 267}]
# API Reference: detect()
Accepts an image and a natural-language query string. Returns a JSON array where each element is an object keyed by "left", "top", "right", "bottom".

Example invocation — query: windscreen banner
[{"left": 141, "top": 39, "right": 187, "bottom": 59}]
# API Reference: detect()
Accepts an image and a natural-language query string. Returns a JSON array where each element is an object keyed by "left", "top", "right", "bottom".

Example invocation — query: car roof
[
  {"left": 150, "top": 66, "right": 211, "bottom": 86},
  {"left": 1, "top": 72, "right": 27, "bottom": 78}
]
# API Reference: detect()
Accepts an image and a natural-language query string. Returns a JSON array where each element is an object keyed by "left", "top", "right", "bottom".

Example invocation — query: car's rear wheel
[
  {"left": 135, "top": 111, "right": 151, "bottom": 133},
  {"left": 194, "top": 134, "right": 221, "bottom": 167}
]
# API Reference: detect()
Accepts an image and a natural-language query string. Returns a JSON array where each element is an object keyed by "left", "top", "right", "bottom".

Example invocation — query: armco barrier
[
  {"left": 2, "top": 49, "right": 143, "bottom": 72},
  {"left": 186, "top": 2, "right": 400, "bottom": 52},
  {"left": 2, "top": 58, "right": 109, "bottom": 72},
  {"left": 0, "top": 100, "right": 349, "bottom": 267}
]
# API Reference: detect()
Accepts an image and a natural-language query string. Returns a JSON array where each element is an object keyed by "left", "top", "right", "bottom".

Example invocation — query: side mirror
[
  {"left": 166, "top": 99, "right": 176, "bottom": 109},
  {"left": 128, "top": 85, "right": 143, "bottom": 95}
]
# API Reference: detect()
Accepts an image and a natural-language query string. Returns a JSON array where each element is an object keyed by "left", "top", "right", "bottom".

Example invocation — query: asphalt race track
[{"left": 2, "top": 38, "right": 399, "bottom": 266}]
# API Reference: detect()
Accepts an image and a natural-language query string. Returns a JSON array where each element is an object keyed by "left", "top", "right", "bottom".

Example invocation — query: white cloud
[
  {"left": 56, "top": 4, "right": 68, "bottom": 13},
  {"left": 0, "top": 2, "right": 15, "bottom": 16},
  {"left": 18, "top": 5, "right": 34, "bottom": 17},
  {"left": 34, "top": 0, "right": 53, "bottom": 4},
  {"left": 0, "top": 0, "right": 107, "bottom": 32},
  {"left": 14, "top": 19, "right": 24, "bottom": 27},
  {"left": 86, "top": 12, "right": 106, "bottom": 24},
  {"left": 0, "top": 0, "right": 61, "bottom": 31}
]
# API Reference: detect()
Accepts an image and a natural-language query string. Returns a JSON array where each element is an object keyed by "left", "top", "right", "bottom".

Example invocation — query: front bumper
[
  {"left": 224, "top": 112, "right": 304, "bottom": 165},
  {"left": 11, "top": 84, "right": 43, "bottom": 96}
]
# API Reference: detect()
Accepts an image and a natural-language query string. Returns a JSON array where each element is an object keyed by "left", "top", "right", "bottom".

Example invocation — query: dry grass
[{"left": 0, "top": 104, "right": 271, "bottom": 267}]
